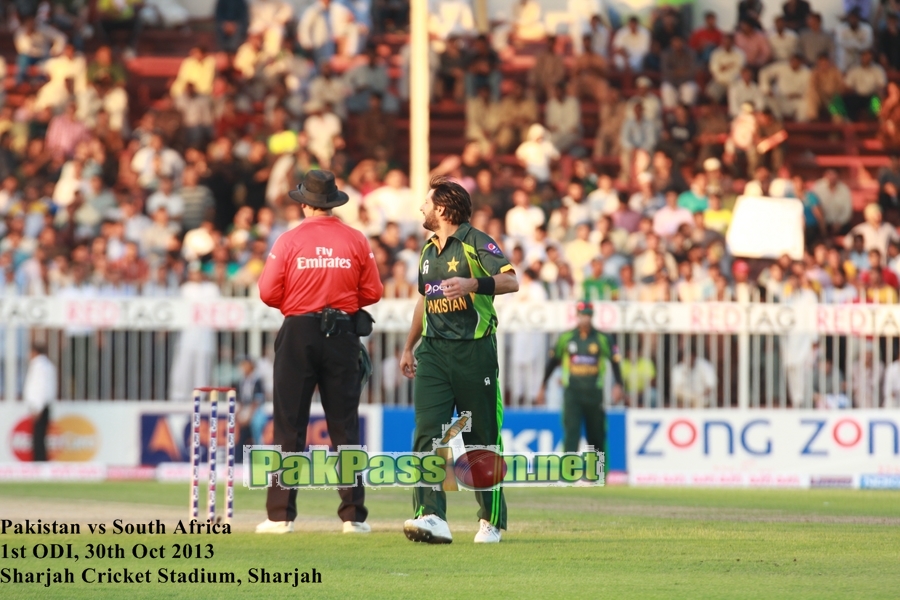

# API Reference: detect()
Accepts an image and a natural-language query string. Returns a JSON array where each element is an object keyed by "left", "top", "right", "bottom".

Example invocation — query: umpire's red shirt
[{"left": 258, "top": 216, "right": 383, "bottom": 315}]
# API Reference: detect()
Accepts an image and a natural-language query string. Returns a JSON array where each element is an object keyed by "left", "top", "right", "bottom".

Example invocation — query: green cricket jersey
[
  {"left": 418, "top": 223, "right": 514, "bottom": 340},
  {"left": 550, "top": 328, "right": 622, "bottom": 390}
]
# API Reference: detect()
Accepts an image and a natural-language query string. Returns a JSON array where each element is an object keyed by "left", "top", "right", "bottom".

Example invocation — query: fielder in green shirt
[
  {"left": 400, "top": 177, "right": 518, "bottom": 545},
  {"left": 538, "top": 301, "right": 623, "bottom": 453}
]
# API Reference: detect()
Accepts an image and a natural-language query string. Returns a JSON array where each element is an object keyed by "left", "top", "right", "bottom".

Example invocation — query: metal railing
[{"left": 1, "top": 294, "right": 899, "bottom": 410}]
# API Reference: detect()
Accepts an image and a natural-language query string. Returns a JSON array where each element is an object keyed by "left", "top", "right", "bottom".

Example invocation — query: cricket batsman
[
  {"left": 399, "top": 177, "right": 519, "bottom": 544},
  {"left": 537, "top": 301, "right": 623, "bottom": 453}
]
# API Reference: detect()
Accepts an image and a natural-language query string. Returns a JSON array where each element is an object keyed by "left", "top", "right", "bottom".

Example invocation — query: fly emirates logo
[{"left": 296, "top": 247, "right": 352, "bottom": 270}]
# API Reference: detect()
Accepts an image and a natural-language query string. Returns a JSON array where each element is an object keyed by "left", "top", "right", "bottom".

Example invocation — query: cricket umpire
[
  {"left": 399, "top": 177, "right": 519, "bottom": 545},
  {"left": 537, "top": 301, "right": 623, "bottom": 453},
  {"left": 256, "top": 170, "right": 383, "bottom": 534}
]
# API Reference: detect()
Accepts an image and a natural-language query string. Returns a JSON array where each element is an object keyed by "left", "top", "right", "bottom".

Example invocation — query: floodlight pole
[{"left": 410, "top": 0, "right": 430, "bottom": 204}]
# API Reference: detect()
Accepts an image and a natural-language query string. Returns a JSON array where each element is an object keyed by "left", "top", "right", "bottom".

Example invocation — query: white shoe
[
  {"left": 343, "top": 521, "right": 371, "bottom": 534},
  {"left": 474, "top": 519, "right": 501, "bottom": 543},
  {"left": 255, "top": 519, "right": 294, "bottom": 534},
  {"left": 403, "top": 515, "right": 452, "bottom": 544}
]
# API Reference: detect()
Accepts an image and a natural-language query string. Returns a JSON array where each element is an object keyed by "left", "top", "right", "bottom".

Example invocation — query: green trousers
[
  {"left": 412, "top": 335, "right": 507, "bottom": 530},
  {"left": 562, "top": 387, "right": 605, "bottom": 454}
]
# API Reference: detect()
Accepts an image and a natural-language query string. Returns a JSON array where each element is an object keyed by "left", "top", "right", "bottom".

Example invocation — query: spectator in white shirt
[
  {"left": 23, "top": 343, "right": 57, "bottom": 461},
  {"left": 728, "top": 66, "right": 764, "bottom": 117},
  {"left": 509, "top": 0, "right": 545, "bottom": 44},
  {"left": 676, "top": 260, "right": 704, "bottom": 302},
  {"left": 516, "top": 124, "right": 559, "bottom": 182},
  {"left": 508, "top": 268, "right": 547, "bottom": 405},
  {"left": 835, "top": 8, "right": 873, "bottom": 72},
  {"left": 882, "top": 354, "right": 900, "bottom": 408},
  {"left": 563, "top": 222, "right": 595, "bottom": 285},
  {"left": 182, "top": 220, "right": 216, "bottom": 262},
  {"left": 171, "top": 45, "right": 217, "bottom": 97},
  {"left": 169, "top": 265, "right": 221, "bottom": 402},
  {"left": 130, "top": 132, "right": 185, "bottom": 190},
  {"left": 146, "top": 176, "right": 185, "bottom": 223},
  {"left": 847, "top": 204, "right": 899, "bottom": 257},
  {"left": 562, "top": 180, "right": 591, "bottom": 226},
  {"left": 634, "top": 232, "right": 677, "bottom": 281},
  {"left": 364, "top": 170, "right": 418, "bottom": 237},
  {"left": 505, "top": 188, "right": 545, "bottom": 243},
  {"left": 428, "top": 0, "right": 477, "bottom": 47},
  {"left": 52, "top": 159, "right": 85, "bottom": 208},
  {"left": 612, "top": 16, "right": 651, "bottom": 72},
  {"left": 544, "top": 83, "right": 582, "bottom": 155},
  {"left": 588, "top": 14, "right": 610, "bottom": 60},
  {"left": 627, "top": 76, "right": 663, "bottom": 124},
  {"left": 813, "top": 169, "right": 853, "bottom": 234},
  {"left": 234, "top": 33, "right": 265, "bottom": 80},
  {"left": 35, "top": 43, "right": 87, "bottom": 113},
  {"left": 588, "top": 174, "right": 621, "bottom": 219},
  {"left": 768, "top": 16, "right": 799, "bottom": 63},
  {"left": 297, "top": 0, "right": 360, "bottom": 69},
  {"left": 567, "top": 0, "right": 603, "bottom": 50},
  {"left": 843, "top": 49, "right": 887, "bottom": 120},
  {"left": 850, "top": 344, "right": 883, "bottom": 409},
  {"left": 760, "top": 53, "right": 811, "bottom": 121},
  {"left": 119, "top": 199, "right": 153, "bottom": 245},
  {"left": 672, "top": 345, "right": 717, "bottom": 408},
  {"left": 707, "top": 35, "right": 746, "bottom": 103},
  {"left": 620, "top": 102, "right": 659, "bottom": 182},
  {"left": 142, "top": 207, "right": 180, "bottom": 258},
  {"left": 14, "top": 16, "right": 67, "bottom": 85},
  {"left": 248, "top": 0, "right": 293, "bottom": 58},
  {"left": 303, "top": 100, "right": 343, "bottom": 168}
]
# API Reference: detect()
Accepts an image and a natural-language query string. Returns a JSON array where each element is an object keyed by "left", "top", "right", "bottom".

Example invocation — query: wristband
[{"left": 475, "top": 277, "right": 496, "bottom": 295}]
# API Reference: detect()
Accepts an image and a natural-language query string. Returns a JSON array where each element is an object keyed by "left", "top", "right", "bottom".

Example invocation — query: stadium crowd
[
  {"left": 2, "top": 0, "right": 900, "bottom": 410},
  {"left": 0, "top": 0, "right": 898, "bottom": 307}
]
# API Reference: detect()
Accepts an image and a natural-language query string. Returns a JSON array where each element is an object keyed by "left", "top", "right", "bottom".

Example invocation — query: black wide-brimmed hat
[{"left": 288, "top": 170, "right": 349, "bottom": 208}]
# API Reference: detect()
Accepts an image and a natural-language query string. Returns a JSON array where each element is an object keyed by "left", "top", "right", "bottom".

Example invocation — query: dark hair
[
  {"left": 430, "top": 177, "right": 472, "bottom": 225},
  {"left": 32, "top": 342, "right": 47, "bottom": 355}
]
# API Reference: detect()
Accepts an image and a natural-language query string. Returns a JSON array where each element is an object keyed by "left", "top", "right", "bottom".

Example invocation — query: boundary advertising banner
[
  {"left": 139, "top": 404, "right": 383, "bottom": 466},
  {"left": 5, "top": 296, "right": 900, "bottom": 335},
  {"left": 0, "top": 403, "right": 383, "bottom": 473},
  {"left": 0, "top": 403, "right": 141, "bottom": 466},
  {"left": 381, "top": 407, "right": 627, "bottom": 473},
  {"left": 627, "top": 410, "right": 900, "bottom": 488}
]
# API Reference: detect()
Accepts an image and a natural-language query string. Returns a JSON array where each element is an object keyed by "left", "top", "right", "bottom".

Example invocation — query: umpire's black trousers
[{"left": 266, "top": 316, "right": 367, "bottom": 523}]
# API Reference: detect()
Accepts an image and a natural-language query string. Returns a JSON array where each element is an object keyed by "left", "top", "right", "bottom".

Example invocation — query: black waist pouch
[{"left": 353, "top": 309, "right": 375, "bottom": 337}]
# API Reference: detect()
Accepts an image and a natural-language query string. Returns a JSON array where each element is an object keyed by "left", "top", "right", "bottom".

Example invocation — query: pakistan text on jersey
[
  {"left": 426, "top": 297, "right": 469, "bottom": 314},
  {"left": 570, "top": 364, "right": 600, "bottom": 376},
  {"left": 296, "top": 257, "right": 352, "bottom": 269}
]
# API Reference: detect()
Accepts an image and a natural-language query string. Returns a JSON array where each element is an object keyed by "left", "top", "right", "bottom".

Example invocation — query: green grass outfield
[{"left": 0, "top": 482, "right": 898, "bottom": 599}]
